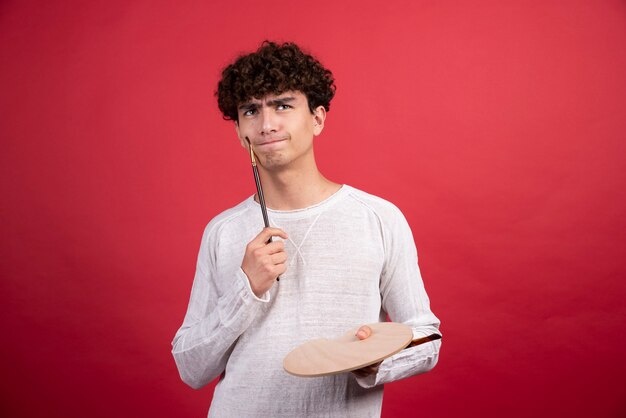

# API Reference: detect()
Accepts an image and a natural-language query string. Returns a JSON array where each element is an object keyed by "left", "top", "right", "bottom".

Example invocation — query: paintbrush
[{"left": 245, "top": 137, "right": 279, "bottom": 281}]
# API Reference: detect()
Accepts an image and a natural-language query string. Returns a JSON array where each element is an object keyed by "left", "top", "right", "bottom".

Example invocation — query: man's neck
[{"left": 256, "top": 160, "right": 341, "bottom": 211}]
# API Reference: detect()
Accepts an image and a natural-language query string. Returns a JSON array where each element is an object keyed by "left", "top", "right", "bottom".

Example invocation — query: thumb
[{"left": 355, "top": 325, "right": 372, "bottom": 340}]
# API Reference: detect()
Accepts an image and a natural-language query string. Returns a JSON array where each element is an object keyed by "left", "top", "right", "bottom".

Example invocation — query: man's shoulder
[
  {"left": 202, "top": 196, "right": 253, "bottom": 237},
  {"left": 343, "top": 185, "right": 406, "bottom": 219}
]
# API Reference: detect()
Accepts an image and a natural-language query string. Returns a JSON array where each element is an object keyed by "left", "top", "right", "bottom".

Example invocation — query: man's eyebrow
[
  {"left": 266, "top": 96, "right": 296, "bottom": 106},
  {"left": 238, "top": 96, "right": 296, "bottom": 111},
  {"left": 238, "top": 102, "right": 258, "bottom": 111}
]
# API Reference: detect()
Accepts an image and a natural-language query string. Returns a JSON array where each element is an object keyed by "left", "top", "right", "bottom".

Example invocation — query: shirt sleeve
[
  {"left": 171, "top": 223, "right": 269, "bottom": 390},
  {"left": 355, "top": 204, "right": 442, "bottom": 388}
]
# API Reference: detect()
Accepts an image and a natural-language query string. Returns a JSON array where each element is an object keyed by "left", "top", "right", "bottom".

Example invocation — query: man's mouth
[{"left": 256, "top": 137, "right": 288, "bottom": 146}]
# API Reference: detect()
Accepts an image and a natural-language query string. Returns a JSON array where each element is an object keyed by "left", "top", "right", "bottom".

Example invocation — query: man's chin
[{"left": 260, "top": 153, "right": 287, "bottom": 169}]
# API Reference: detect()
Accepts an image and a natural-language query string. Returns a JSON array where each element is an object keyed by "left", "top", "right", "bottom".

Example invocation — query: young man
[{"left": 172, "top": 41, "right": 441, "bottom": 417}]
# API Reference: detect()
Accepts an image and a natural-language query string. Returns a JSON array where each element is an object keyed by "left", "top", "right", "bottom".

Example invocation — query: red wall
[{"left": 1, "top": 1, "right": 625, "bottom": 417}]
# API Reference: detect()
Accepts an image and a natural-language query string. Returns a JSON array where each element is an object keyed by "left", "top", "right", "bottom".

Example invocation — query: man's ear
[
  {"left": 234, "top": 121, "right": 247, "bottom": 148},
  {"left": 312, "top": 106, "right": 327, "bottom": 136}
]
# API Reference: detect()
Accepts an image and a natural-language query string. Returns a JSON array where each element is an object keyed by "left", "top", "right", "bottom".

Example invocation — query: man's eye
[
  {"left": 243, "top": 109, "right": 257, "bottom": 116},
  {"left": 276, "top": 104, "right": 292, "bottom": 110}
]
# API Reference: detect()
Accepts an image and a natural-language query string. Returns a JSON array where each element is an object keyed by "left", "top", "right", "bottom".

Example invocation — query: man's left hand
[{"left": 351, "top": 325, "right": 382, "bottom": 378}]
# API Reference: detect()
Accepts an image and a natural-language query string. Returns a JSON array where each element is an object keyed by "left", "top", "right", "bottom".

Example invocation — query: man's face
[{"left": 235, "top": 91, "right": 325, "bottom": 170}]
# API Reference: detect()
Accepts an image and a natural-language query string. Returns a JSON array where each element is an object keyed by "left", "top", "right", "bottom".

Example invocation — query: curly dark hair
[{"left": 216, "top": 41, "right": 336, "bottom": 121}]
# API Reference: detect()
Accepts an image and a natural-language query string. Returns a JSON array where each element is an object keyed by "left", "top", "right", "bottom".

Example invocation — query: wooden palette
[{"left": 283, "top": 322, "right": 413, "bottom": 377}]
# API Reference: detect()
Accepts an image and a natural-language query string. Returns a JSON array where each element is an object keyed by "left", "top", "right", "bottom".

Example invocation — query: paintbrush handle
[
  {"left": 246, "top": 140, "right": 278, "bottom": 280},
  {"left": 252, "top": 165, "right": 271, "bottom": 232}
]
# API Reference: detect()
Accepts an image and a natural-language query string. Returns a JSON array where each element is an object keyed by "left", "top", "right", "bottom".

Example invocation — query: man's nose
[{"left": 259, "top": 106, "right": 278, "bottom": 135}]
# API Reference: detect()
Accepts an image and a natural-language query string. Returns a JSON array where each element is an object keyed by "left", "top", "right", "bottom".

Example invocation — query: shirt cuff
[
  {"left": 237, "top": 268, "right": 271, "bottom": 303},
  {"left": 353, "top": 358, "right": 389, "bottom": 388}
]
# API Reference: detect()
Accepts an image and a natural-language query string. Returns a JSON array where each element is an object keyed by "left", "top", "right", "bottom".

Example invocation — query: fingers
[
  {"left": 265, "top": 240, "right": 286, "bottom": 255},
  {"left": 355, "top": 325, "right": 372, "bottom": 340},
  {"left": 352, "top": 368, "right": 372, "bottom": 378},
  {"left": 271, "top": 250, "right": 288, "bottom": 265},
  {"left": 241, "top": 227, "right": 289, "bottom": 297},
  {"left": 351, "top": 361, "right": 382, "bottom": 378},
  {"left": 251, "top": 227, "right": 288, "bottom": 246},
  {"left": 273, "top": 262, "right": 287, "bottom": 277}
]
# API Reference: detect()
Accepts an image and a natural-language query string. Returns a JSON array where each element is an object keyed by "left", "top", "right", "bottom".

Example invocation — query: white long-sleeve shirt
[{"left": 172, "top": 185, "right": 441, "bottom": 417}]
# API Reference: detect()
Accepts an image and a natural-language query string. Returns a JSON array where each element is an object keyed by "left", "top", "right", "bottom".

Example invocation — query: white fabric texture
[{"left": 172, "top": 185, "right": 441, "bottom": 417}]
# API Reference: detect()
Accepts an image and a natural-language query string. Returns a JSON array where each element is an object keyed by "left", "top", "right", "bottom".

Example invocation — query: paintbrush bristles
[
  {"left": 249, "top": 145, "right": 257, "bottom": 166},
  {"left": 245, "top": 137, "right": 257, "bottom": 165}
]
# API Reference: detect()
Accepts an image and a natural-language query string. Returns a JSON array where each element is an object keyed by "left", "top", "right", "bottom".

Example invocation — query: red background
[{"left": 1, "top": 1, "right": 625, "bottom": 417}]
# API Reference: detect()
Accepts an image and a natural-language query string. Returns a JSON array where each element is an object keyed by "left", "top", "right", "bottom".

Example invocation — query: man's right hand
[{"left": 241, "top": 227, "right": 288, "bottom": 297}]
